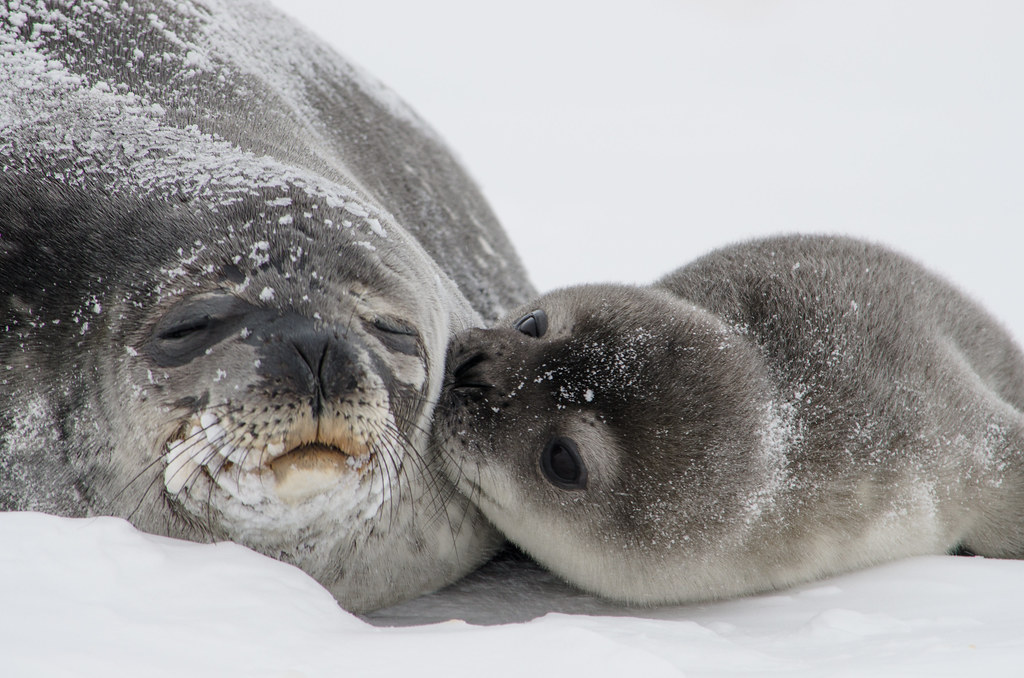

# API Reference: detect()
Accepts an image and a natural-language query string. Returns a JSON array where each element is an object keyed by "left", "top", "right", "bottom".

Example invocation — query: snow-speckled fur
[
  {"left": 0, "top": 0, "right": 534, "bottom": 612},
  {"left": 438, "top": 235, "right": 1024, "bottom": 605}
]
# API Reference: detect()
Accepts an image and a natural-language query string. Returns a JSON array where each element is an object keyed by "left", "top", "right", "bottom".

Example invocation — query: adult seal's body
[
  {"left": 0, "top": 1, "right": 534, "bottom": 612},
  {"left": 439, "top": 235, "right": 1024, "bottom": 605}
]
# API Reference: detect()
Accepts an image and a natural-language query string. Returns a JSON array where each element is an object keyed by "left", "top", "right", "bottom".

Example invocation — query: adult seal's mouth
[
  {"left": 269, "top": 444, "right": 368, "bottom": 503},
  {"left": 163, "top": 410, "right": 376, "bottom": 506}
]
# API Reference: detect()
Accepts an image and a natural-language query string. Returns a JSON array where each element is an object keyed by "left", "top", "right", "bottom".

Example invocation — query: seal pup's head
[{"left": 437, "top": 284, "right": 793, "bottom": 605}]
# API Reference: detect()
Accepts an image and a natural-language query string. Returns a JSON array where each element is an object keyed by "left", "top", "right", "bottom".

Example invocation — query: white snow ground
[
  {"left": 5, "top": 1, "right": 1024, "bottom": 676},
  {"left": 4, "top": 512, "right": 1023, "bottom": 676}
]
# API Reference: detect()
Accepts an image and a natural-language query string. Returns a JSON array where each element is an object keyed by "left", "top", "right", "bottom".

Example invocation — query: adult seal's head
[
  {"left": 0, "top": 1, "right": 534, "bottom": 612},
  {"left": 438, "top": 235, "right": 1024, "bottom": 605}
]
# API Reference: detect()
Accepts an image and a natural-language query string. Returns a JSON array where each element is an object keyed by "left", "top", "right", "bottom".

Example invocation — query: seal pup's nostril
[{"left": 450, "top": 352, "right": 492, "bottom": 391}]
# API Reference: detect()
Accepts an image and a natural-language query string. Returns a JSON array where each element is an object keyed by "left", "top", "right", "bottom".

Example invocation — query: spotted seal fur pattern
[
  {"left": 0, "top": 0, "right": 533, "bottom": 612},
  {"left": 438, "top": 235, "right": 1024, "bottom": 605}
]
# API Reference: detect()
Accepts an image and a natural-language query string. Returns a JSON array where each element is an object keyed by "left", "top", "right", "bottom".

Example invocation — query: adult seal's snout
[
  {"left": 256, "top": 318, "right": 362, "bottom": 410},
  {"left": 1, "top": 0, "right": 535, "bottom": 613}
]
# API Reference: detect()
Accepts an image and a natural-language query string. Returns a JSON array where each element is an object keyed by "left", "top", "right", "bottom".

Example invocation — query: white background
[{"left": 274, "top": 0, "right": 1024, "bottom": 338}]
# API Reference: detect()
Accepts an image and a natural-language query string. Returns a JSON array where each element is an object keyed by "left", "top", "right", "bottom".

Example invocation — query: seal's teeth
[
  {"left": 166, "top": 439, "right": 196, "bottom": 464},
  {"left": 223, "top": 444, "right": 243, "bottom": 464},
  {"left": 164, "top": 450, "right": 199, "bottom": 495},
  {"left": 200, "top": 412, "right": 218, "bottom": 429},
  {"left": 210, "top": 465, "right": 264, "bottom": 505},
  {"left": 189, "top": 425, "right": 202, "bottom": 439},
  {"left": 237, "top": 447, "right": 263, "bottom": 470},
  {"left": 209, "top": 465, "right": 238, "bottom": 493},
  {"left": 205, "top": 423, "right": 227, "bottom": 444},
  {"left": 267, "top": 440, "right": 285, "bottom": 457},
  {"left": 203, "top": 453, "right": 227, "bottom": 475},
  {"left": 222, "top": 445, "right": 246, "bottom": 468}
]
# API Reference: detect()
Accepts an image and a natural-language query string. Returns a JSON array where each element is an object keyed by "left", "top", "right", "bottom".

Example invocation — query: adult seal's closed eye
[
  {"left": 437, "top": 235, "right": 1024, "bottom": 605},
  {"left": 0, "top": 0, "right": 534, "bottom": 612}
]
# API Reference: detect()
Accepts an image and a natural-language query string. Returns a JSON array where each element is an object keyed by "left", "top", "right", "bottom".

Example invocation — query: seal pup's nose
[{"left": 450, "top": 351, "right": 492, "bottom": 392}]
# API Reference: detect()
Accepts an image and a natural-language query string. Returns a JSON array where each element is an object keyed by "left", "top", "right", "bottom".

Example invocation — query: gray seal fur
[
  {"left": 0, "top": 0, "right": 534, "bottom": 612},
  {"left": 438, "top": 235, "right": 1024, "bottom": 605}
]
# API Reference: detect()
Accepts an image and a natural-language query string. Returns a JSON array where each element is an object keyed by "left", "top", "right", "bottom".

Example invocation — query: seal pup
[
  {"left": 438, "top": 235, "right": 1024, "bottom": 605},
  {"left": 0, "top": 0, "right": 534, "bottom": 612}
]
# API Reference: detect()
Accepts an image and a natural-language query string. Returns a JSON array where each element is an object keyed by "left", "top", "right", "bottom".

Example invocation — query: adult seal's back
[
  {"left": 439, "top": 235, "right": 1024, "bottom": 605},
  {"left": 0, "top": 1, "right": 534, "bottom": 612}
]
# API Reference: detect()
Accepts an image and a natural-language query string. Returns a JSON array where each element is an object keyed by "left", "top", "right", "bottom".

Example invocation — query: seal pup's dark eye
[
  {"left": 514, "top": 309, "right": 548, "bottom": 338},
  {"left": 541, "top": 436, "right": 587, "bottom": 490}
]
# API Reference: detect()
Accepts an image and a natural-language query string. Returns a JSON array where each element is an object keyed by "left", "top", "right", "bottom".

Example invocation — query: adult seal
[
  {"left": 438, "top": 235, "right": 1024, "bottom": 605},
  {"left": 0, "top": 0, "right": 534, "bottom": 612}
]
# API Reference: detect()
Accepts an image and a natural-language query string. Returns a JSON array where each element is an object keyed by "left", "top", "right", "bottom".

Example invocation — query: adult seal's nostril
[
  {"left": 259, "top": 319, "right": 363, "bottom": 411},
  {"left": 290, "top": 333, "right": 331, "bottom": 416},
  {"left": 291, "top": 335, "right": 327, "bottom": 392},
  {"left": 318, "top": 334, "right": 362, "bottom": 404}
]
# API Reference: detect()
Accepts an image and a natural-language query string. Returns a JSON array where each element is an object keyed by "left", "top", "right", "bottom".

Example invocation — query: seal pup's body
[
  {"left": 439, "top": 235, "right": 1024, "bottom": 605},
  {"left": 0, "top": 0, "right": 533, "bottom": 612}
]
